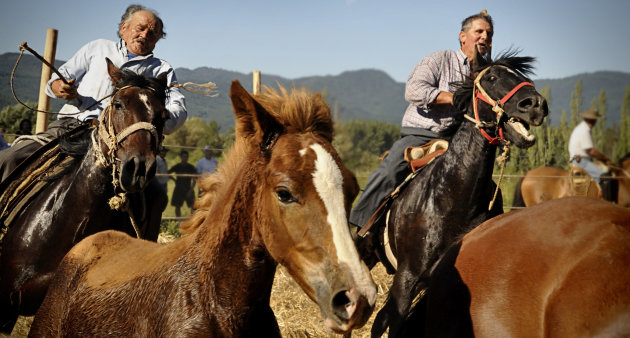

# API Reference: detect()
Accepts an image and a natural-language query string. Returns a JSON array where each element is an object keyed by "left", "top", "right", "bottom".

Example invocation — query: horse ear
[
  {"left": 229, "top": 80, "right": 284, "bottom": 150},
  {"left": 156, "top": 72, "right": 168, "bottom": 89},
  {"left": 105, "top": 58, "right": 122, "bottom": 86},
  {"left": 474, "top": 47, "right": 491, "bottom": 71}
]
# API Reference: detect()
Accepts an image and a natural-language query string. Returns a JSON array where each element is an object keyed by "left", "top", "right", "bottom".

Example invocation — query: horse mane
[
  {"left": 179, "top": 85, "right": 333, "bottom": 234},
  {"left": 452, "top": 49, "right": 536, "bottom": 113},
  {"left": 116, "top": 69, "right": 168, "bottom": 103}
]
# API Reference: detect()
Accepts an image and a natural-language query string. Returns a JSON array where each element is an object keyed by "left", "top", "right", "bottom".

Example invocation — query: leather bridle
[{"left": 469, "top": 65, "right": 534, "bottom": 145}]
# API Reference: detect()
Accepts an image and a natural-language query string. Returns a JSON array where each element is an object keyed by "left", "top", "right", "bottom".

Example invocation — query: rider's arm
[
  {"left": 587, "top": 148, "right": 611, "bottom": 164},
  {"left": 45, "top": 41, "right": 93, "bottom": 99},
  {"left": 148, "top": 64, "right": 187, "bottom": 135},
  {"left": 405, "top": 51, "right": 447, "bottom": 109}
]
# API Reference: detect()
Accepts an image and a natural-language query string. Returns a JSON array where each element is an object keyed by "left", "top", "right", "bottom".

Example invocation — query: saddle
[
  {"left": 0, "top": 125, "right": 90, "bottom": 247},
  {"left": 356, "top": 139, "right": 448, "bottom": 273},
  {"left": 568, "top": 163, "right": 598, "bottom": 196}
]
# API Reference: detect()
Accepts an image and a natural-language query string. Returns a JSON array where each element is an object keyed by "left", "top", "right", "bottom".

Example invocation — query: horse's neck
[
  {"left": 189, "top": 176, "right": 278, "bottom": 322},
  {"left": 441, "top": 119, "right": 498, "bottom": 184},
  {"left": 79, "top": 147, "right": 115, "bottom": 187}
]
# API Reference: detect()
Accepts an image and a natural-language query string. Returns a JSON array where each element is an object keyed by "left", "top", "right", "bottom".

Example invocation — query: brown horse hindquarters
[
  {"left": 420, "top": 197, "right": 630, "bottom": 337},
  {"left": 519, "top": 166, "right": 599, "bottom": 207}
]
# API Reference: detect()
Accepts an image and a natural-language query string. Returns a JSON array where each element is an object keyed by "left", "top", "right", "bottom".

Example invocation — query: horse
[
  {"left": 511, "top": 166, "right": 599, "bottom": 208},
  {"left": 0, "top": 58, "right": 168, "bottom": 332},
  {"left": 512, "top": 154, "right": 630, "bottom": 208},
  {"left": 617, "top": 153, "right": 630, "bottom": 207},
  {"left": 403, "top": 196, "right": 630, "bottom": 337},
  {"left": 363, "top": 51, "right": 549, "bottom": 337},
  {"left": 29, "top": 80, "right": 377, "bottom": 337}
]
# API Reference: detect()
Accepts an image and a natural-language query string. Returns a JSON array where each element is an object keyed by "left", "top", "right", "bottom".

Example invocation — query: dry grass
[
  {"left": 6, "top": 264, "right": 392, "bottom": 337},
  {"left": 271, "top": 263, "right": 392, "bottom": 337}
]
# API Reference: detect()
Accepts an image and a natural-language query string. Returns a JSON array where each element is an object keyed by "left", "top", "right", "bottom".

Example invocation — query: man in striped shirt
[{"left": 350, "top": 10, "right": 494, "bottom": 229}]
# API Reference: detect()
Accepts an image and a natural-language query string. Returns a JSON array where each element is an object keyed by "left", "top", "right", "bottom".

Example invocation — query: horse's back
[
  {"left": 520, "top": 166, "right": 570, "bottom": 206},
  {"left": 422, "top": 197, "right": 630, "bottom": 337}
]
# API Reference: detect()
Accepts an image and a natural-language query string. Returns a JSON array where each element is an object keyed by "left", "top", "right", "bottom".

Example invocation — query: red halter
[{"left": 472, "top": 66, "right": 534, "bottom": 144}]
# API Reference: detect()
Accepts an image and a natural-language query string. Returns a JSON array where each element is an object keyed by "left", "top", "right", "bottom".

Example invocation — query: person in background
[
  {"left": 0, "top": 4, "right": 187, "bottom": 182},
  {"left": 15, "top": 119, "right": 32, "bottom": 136},
  {"left": 349, "top": 10, "right": 495, "bottom": 229},
  {"left": 0, "top": 129, "right": 9, "bottom": 151},
  {"left": 568, "top": 108, "right": 615, "bottom": 201},
  {"left": 196, "top": 145, "right": 218, "bottom": 176},
  {"left": 155, "top": 146, "right": 169, "bottom": 194},
  {"left": 168, "top": 150, "right": 197, "bottom": 217},
  {"left": 195, "top": 145, "right": 219, "bottom": 196}
]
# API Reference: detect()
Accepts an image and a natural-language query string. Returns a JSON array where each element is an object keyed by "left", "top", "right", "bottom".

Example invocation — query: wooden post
[
  {"left": 36, "top": 28, "right": 58, "bottom": 133},
  {"left": 252, "top": 70, "right": 261, "bottom": 95}
]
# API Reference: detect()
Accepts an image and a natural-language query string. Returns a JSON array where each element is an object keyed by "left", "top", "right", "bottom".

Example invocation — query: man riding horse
[
  {"left": 568, "top": 108, "right": 616, "bottom": 201},
  {"left": 349, "top": 10, "right": 500, "bottom": 231},
  {"left": 0, "top": 4, "right": 187, "bottom": 181}
]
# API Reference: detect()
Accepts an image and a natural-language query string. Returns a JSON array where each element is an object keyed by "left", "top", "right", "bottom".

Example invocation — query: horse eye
[
  {"left": 489, "top": 75, "right": 497, "bottom": 81},
  {"left": 113, "top": 101, "right": 123, "bottom": 110},
  {"left": 276, "top": 188, "right": 297, "bottom": 204}
]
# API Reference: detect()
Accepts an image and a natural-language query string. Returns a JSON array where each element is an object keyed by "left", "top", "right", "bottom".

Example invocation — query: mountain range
[{"left": 2, "top": 52, "right": 629, "bottom": 130}]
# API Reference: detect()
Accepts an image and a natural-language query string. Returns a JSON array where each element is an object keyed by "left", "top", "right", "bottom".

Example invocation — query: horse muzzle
[{"left": 119, "top": 155, "right": 156, "bottom": 193}]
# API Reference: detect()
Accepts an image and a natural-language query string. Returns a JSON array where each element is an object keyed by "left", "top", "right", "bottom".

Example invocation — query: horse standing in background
[
  {"left": 363, "top": 51, "right": 548, "bottom": 337},
  {"left": 404, "top": 197, "right": 630, "bottom": 337},
  {"left": 512, "top": 153, "right": 630, "bottom": 208},
  {"left": 0, "top": 58, "right": 167, "bottom": 333},
  {"left": 29, "top": 81, "right": 377, "bottom": 337}
]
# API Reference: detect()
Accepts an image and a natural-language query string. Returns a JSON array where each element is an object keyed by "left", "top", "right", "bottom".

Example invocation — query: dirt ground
[{"left": 5, "top": 264, "right": 392, "bottom": 337}]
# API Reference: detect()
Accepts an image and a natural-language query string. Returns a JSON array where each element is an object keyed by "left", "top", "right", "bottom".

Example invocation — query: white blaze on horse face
[
  {"left": 139, "top": 93, "right": 151, "bottom": 113},
  {"left": 309, "top": 144, "right": 364, "bottom": 275}
]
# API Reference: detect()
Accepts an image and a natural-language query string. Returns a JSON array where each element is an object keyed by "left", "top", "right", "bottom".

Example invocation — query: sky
[{"left": 1, "top": 0, "right": 629, "bottom": 83}]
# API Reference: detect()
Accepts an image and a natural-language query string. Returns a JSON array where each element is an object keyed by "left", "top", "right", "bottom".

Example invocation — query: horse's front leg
[{"left": 371, "top": 267, "right": 420, "bottom": 337}]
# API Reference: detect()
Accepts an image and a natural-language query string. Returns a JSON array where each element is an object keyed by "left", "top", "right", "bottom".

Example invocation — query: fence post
[
  {"left": 36, "top": 28, "right": 58, "bottom": 133},
  {"left": 252, "top": 70, "right": 261, "bottom": 95}
]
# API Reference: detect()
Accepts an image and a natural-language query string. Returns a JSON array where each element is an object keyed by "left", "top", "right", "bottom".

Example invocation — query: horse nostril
[
  {"left": 518, "top": 97, "right": 534, "bottom": 110},
  {"left": 331, "top": 290, "right": 353, "bottom": 321}
]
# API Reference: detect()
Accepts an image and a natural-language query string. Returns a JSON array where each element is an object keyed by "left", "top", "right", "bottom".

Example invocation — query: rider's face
[{"left": 120, "top": 10, "right": 160, "bottom": 56}]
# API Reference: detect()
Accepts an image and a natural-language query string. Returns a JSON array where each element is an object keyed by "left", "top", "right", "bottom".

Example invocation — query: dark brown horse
[
  {"left": 364, "top": 51, "right": 549, "bottom": 337},
  {"left": 29, "top": 81, "right": 377, "bottom": 337},
  {"left": 512, "top": 154, "right": 630, "bottom": 208},
  {"left": 403, "top": 196, "right": 630, "bottom": 337},
  {"left": 0, "top": 59, "right": 168, "bottom": 332}
]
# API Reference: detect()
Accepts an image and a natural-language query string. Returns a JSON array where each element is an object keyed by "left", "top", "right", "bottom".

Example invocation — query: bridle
[
  {"left": 466, "top": 65, "right": 534, "bottom": 145},
  {"left": 92, "top": 85, "right": 160, "bottom": 172},
  {"left": 465, "top": 65, "right": 535, "bottom": 210},
  {"left": 90, "top": 84, "right": 162, "bottom": 237}
]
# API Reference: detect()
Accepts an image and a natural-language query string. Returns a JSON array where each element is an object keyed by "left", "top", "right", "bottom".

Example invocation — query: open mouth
[{"left": 506, "top": 117, "right": 535, "bottom": 142}]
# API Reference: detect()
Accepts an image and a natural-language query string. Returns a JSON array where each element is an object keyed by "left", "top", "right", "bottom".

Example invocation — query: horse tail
[{"left": 511, "top": 176, "right": 526, "bottom": 210}]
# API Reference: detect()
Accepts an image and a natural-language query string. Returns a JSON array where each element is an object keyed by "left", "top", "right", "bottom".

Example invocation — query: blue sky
[{"left": 1, "top": 0, "right": 629, "bottom": 82}]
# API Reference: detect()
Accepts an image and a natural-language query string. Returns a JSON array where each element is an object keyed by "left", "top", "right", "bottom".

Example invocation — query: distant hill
[{"left": 1, "top": 52, "right": 628, "bottom": 130}]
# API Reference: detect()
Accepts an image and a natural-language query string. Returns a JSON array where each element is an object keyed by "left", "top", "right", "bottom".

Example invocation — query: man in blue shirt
[{"left": 0, "top": 4, "right": 187, "bottom": 181}]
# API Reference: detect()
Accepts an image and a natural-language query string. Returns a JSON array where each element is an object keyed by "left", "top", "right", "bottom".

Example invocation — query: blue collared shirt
[{"left": 45, "top": 39, "right": 187, "bottom": 134}]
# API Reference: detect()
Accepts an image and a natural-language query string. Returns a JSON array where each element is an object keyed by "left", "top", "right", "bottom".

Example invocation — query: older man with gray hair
[{"left": 0, "top": 4, "right": 187, "bottom": 181}]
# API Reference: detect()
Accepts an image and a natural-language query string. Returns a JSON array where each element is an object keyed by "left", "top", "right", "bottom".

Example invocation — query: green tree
[
  {"left": 0, "top": 102, "right": 37, "bottom": 140},
  {"left": 613, "top": 85, "right": 630, "bottom": 160},
  {"left": 569, "top": 78, "right": 583, "bottom": 129}
]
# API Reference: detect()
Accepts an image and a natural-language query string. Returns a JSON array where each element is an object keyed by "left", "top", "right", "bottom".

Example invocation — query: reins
[{"left": 465, "top": 65, "right": 534, "bottom": 210}]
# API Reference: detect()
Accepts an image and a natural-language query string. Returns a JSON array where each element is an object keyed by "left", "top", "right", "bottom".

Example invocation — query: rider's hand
[{"left": 51, "top": 79, "right": 77, "bottom": 100}]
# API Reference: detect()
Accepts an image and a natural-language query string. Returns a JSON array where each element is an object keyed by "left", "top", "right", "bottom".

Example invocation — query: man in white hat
[
  {"left": 568, "top": 108, "right": 611, "bottom": 183},
  {"left": 196, "top": 145, "right": 218, "bottom": 176}
]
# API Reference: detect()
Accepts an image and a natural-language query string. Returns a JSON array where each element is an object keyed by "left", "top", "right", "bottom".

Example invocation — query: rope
[{"left": 489, "top": 143, "right": 510, "bottom": 211}]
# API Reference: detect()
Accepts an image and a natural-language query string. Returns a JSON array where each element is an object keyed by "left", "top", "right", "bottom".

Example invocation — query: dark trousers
[
  {"left": 349, "top": 127, "right": 448, "bottom": 228},
  {"left": 0, "top": 118, "right": 84, "bottom": 182}
]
